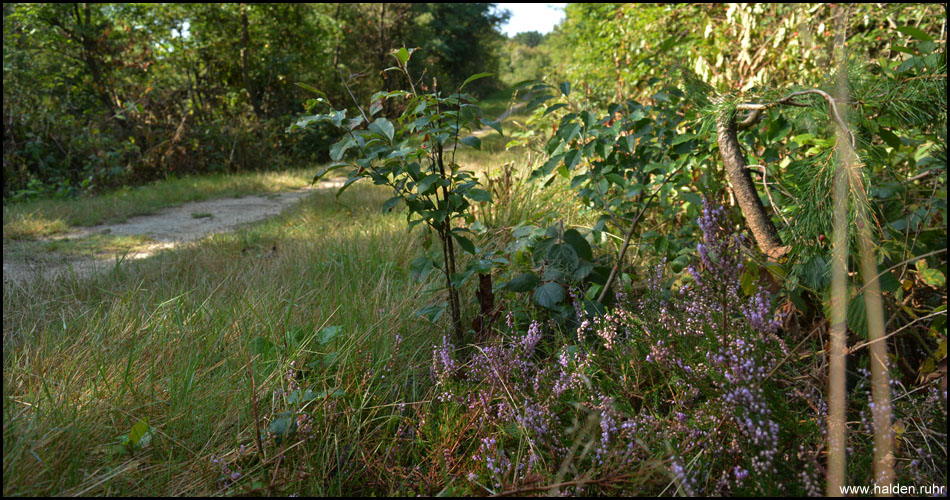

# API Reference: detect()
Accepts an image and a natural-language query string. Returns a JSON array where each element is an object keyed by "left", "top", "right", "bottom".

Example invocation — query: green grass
[
  {"left": 3, "top": 167, "right": 316, "bottom": 240},
  {"left": 1, "top": 87, "right": 596, "bottom": 496},
  {"left": 1, "top": 141, "right": 588, "bottom": 496},
  {"left": 1, "top": 182, "right": 446, "bottom": 495},
  {"left": 3, "top": 233, "right": 157, "bottom": 261}
]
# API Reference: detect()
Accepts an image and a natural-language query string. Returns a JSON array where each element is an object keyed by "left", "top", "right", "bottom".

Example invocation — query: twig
[
  {"left": 735, "top": 89, "right": 856, "bottom": 149},
  {"left": 597, "top": 164, "right": 686, "bottom": 303},
  {"left": 855, "top": 248, "right": 947, "bottom": 296},
  {"left": 747, "top": 164, "right": 790, "bottom": 227},
  {"left": 247, "top": 357, "right": 266, "bottom": 463},
  {"left": 848, "top": 310, "right": 947, "bottom": 354}
]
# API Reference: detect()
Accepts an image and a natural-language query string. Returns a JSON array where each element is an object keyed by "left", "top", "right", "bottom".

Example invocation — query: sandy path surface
[{"left": 3, "top": 180, "right": 344, "bottom": 284}]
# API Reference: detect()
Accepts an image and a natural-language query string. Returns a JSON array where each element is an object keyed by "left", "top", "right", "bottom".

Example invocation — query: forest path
[
  {"left": 2, "top": 179, "right": 345, "bottom": 285},
  {"left": 2, "top": 99, "right": 526, "bottom": 285}
]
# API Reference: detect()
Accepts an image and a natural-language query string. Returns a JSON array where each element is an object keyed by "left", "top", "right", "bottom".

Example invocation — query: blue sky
[{"left": 494, "top": 3, "right": 567, "bottom": 37}]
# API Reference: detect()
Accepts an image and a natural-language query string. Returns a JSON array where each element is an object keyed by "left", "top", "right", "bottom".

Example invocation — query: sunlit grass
[
  {"left": 3, "top": 234, "right": 157, "bottom": 263},
  {"left": 1, "top": 182, "right": 443, "bottom": 495}
]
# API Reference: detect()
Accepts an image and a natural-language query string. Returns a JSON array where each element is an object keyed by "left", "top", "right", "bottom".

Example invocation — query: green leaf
[
  {"left": 452, "top": 233, "right": 476, "bottom": 255},
  {"left": 317, "top": 325, "right": 342, "bottom": 346},
  {"left": 558, "top": 123, "right": 581, "bottom": 144},
  {"left": 547, "top": 243, "right": 579, "bottom": 271},
  {"left": 920, "top": 268, "right": 946, "bottom": 287},
  {"left": 847, "top": 293, "right": 867, "bottom": 338},
  {"left": 534, "top": 282, "right": 566, "bottom": 309},
  {"left": 877, "top": 271, "right": 901, "bottom": 293},
  {"left": 250, "top": 336, "right": 276, "bottom": 357},
  {"left": 681, "top": 191, "right": 703, "bottom": 207},
  {"left": 504, "top": 272, "right": 539, "bottom": 292},
  {"left": 393, "top": 47, "right": 412, "bottom": 65},
  {"left": 410, "top": 255, "right": 435, "bottom": 282},
  {"left": 740, "top": 263, "right": 759, "bottom": 296},
  {"left": 889, "top": 45, "right": 918, "bottom": 56},
  {"left": 416, "top": 303, "right": 446, "bottom": 323},
  {"left": 544, "top": 103, "right": 568, "bottom": 116},
  {"left": 336, "top": 175, "right": 362, "bottom": 197},
  {"left": 671, "top": 133, "right": 696, "bottom": 145},
  {"left": 461, "top": 72, "right": 492, "bottom": 90},
  {"left": 382, "top": 196, "right": 402, "bottom": 213},
  {"left": 877, "top": 128, "right": 902, "bottom": 149},
  {"left": 311, "top": 163, "right": 347, "bottom": 185},
  {"left": 558, "top": 81, "right": 571, "bottom": 97},
  {"left": 269, "top": 411, "right": 297, "bottom": 444},
  {"left": 369, "top": 118, "right": 395, "bottom": 142},
  {"left": 896, "top": 25, "right": 933, "bottom": 42},
  {"left": 125, "top": 418, "right": 152, "bottom": 451},
  {"left": 330, "top": 138, "right": 356, "bottom": 162},
  {"left": 416, "top": 174, "right": 442, "bottom": 194},
  {"left": 287, "top": 389, "right": 318, "bottom": 404},
  {"left": 460, "top": 136, "right": 481, "bottom": 150},
  {"left": 465, "top": 188, "right": 492, "bottom": 203},
  {"left": 584, "top": 299, "right": 607, "bottom": 317},
  {"left": 563, "top": 149, "right": 581, "bottom": 170},
  {"left": 480, "top": 118, "right": 503, "bottom": 135},
  {"left": 562, "top": 229, "right": 593, "bottom": 261},
  {"left": 573, "top": 261, "right": 593, "bottom": 281},
  {"left": 295, "top": 83, "right": 328, "bottom": 100}
]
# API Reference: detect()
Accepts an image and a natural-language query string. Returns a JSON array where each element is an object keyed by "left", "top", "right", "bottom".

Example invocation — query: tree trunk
[
  {"left": 240, "top": 4, "right": 265, "bottom": 120},
  {"left": 716, "top": 109, "right": 786, "bottom": 260}
]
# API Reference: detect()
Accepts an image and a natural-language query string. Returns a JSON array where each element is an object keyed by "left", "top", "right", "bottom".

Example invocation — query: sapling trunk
[{"left": 436, "top": 144, "right": 464, "bottom": 341}]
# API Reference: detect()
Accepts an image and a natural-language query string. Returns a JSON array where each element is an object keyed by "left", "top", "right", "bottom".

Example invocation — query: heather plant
[
  {"left": 427, "top": 198, "right": 945, "bottom": 496},
  {"left": 427, "top": 200, "right": 810, "bottom": 494}
]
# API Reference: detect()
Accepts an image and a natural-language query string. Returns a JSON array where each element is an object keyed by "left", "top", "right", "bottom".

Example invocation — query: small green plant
[
  {"left": 501, "top": 222, "right": 609, "bottom": 323},
  {"left": 114, "top": 418, "right": 152, "bottom": 455},
  {"left": 293, "top": 48, "right": 503, "bottom": 340}
]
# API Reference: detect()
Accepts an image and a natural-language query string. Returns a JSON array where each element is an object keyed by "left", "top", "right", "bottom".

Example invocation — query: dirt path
[{"left": 2, "top": 179, "right": 345, "bottom": 284}]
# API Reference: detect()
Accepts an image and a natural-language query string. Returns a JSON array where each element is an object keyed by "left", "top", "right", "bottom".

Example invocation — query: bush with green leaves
[
  {"left": 294, "top": 48, "right": 503, "bottom": 340},
  {"left": 520, "top": 80, "right": 719, "bottom": 307},
  {"left": 499, "top": 222, "right": 609, "bottom": 325}
]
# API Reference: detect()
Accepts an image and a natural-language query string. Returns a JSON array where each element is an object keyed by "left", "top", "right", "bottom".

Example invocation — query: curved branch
[
  {"left": 718, "top": 88, "right": 857, "bottom": 260},
  {"left": 716, "top": 106, "right": 786, "bottom": 260},
  {"left": 735, "top": 89, "right": 855, "bottom": 148}
]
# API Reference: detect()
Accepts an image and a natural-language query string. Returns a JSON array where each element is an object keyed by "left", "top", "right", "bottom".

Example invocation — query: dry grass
[{"left": 3, "top": 182, "right": 442, "bottom": 495}]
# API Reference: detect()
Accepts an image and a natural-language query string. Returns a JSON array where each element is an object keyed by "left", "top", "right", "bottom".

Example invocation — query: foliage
[
  {"left": 498, "top": 31, "right": 552, "bottom": 86},
  {"left": 296, "top": 49, "right": 502, "bottom": 339},
  {"left": 3, "top": 3, "right": 947, "bottom": 498},
  {"left": 499, "top": 222, "right": 608, "bottom": 322},
  {"left": 2, "top": 3, "right": 510, "bottom": 200},
  {"left": 545, "top": 4, "right": 946, "bottom": 105}
]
